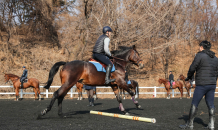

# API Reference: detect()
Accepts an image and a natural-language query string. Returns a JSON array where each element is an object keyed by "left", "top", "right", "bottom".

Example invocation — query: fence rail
[{"left": 1, "top": 86, "right": 218, "bottom": 98}]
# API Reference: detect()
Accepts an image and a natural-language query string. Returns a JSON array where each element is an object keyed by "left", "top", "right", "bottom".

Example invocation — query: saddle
[
  {"left": 23, "top": 79, "right": 28, "bottom": 83},
  {"left": 89, "top": 58, "right": 115, "bottom": 73},
  {"left": 89, "top": 58, "right": 113, "bottom": 69}
]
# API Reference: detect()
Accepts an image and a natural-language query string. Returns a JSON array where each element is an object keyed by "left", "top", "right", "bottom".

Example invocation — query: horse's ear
[{"left": 132, "top": 45, "right": 136, "bottom": 50}]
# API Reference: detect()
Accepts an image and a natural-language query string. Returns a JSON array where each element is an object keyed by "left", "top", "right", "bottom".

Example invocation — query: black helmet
[
  {"left": 103, "top": 26, "right": 112, "bottom": 34},
  {"left": 199, "top": 40, "right": 211, "bottom": 50}
]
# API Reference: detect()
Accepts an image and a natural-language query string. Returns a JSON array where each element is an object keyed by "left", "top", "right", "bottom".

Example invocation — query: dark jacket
[
  {"left": 187, "top": 50, "right": 218, "bottom": 86},
  {"left": 169, "top": 74, "right": 174, "bottom": 81},
  {"left": 21, "top": 69, "right": 28, "bottom": 79},
  {"left": 93, "top": 34, "right": 108, "bottom": 54}
]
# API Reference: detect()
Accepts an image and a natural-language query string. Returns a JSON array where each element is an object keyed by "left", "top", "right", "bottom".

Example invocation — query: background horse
[
  {"left": 158, "top": 78, "right": 183, "bottom": 99},
  {"left": 76, "top": 82, "right": 97, "bottom": 100},
  {"left": 4, "top": 73, "right": 41, "bottom": 101},
  {"left": 119, "top": 80, "right": 139, "bottom": 99},
  {"left": 40, "top": 45, "right": 144, "bottom": 117},
  {"left": 177, "top": 74, "right": 196, "bottom": 98}
]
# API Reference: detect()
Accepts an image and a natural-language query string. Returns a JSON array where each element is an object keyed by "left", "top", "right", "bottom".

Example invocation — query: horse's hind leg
[
  {"left": 36, "top": 87, "right": 41, "bottom": 101},
  {"left": 33, "top": 88, "right": 38, "bottom": 100}
]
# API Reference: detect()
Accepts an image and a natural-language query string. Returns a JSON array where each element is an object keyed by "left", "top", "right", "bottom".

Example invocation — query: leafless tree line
[{"left": 0, "top": 0, "right": 218, "bottom": 79}]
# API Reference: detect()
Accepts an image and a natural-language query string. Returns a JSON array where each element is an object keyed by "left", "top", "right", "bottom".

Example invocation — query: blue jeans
[{"left": 192, "top": 85, "right": 216, "bottom": 108}]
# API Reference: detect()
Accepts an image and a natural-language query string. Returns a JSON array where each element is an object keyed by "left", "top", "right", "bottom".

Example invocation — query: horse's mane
[
  {"left": 5, "top": 74, "right": 20, "bottom": 78},
  {"left": 111, "top": 46, "right": 132, "bottom": 56},
  {"left": 159, "top": 78, "right": 169, "bottom": 83}
]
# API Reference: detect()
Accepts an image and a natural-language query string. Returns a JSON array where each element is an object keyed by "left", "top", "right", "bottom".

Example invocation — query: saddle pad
[
  {"left": 89, "top": 61, "right": 115, "bottom": 72},
  {"left": 127, "top": 80, "right": 131, "bottom": 84},
  {"left": 168, "top": 82, "right": 175, "bottom": 86}
]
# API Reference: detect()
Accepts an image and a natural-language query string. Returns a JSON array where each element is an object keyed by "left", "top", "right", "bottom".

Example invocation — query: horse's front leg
[
  {"left": 122, "top": 84, "right": 141, "bottom": 109},
  {"left": 15, "top": 87, "right": 19, "bottom": 101},
  {"left": 112, "top": 86, "right": 129, "bottom": 115}
]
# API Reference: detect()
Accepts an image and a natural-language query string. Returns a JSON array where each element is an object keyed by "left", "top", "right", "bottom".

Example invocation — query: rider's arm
[
  {"left": 104, "top": 38, "right": 111, "bottom": 56},
  {"left": 187, "top": 53, "right": 201, "bottom": 79},
  {"left": 22, "top": 70, "right": 28, "bottom": 79}
]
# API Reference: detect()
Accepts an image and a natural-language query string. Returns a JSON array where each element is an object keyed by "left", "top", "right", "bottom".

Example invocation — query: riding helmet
[{"left": 103, "top": 26, "right": 113, "bottom": 34}]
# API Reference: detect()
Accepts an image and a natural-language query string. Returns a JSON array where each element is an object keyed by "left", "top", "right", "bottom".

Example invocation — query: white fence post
[
  {"left": 190, "top": 89, "right": 192, "bottom": 97},
  {"left": 20, "top": 89, "right": 23, "bottom": 98},
  {"left": 46, "top": 89, "right": 48, "bottom": 98},
  {"left": 172, "top": 89, "right": 174, "bottom": 97},
  {"left": 154, "top": 86, "right": 157, "bottom": 97},
  {"left": 71, "top": 88, "right": 73, "bottom": 98}
]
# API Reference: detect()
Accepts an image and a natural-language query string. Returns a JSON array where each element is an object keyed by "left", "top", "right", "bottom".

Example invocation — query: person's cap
[{"left": 22, "top": 66, "right": 26, "bottom": 68}]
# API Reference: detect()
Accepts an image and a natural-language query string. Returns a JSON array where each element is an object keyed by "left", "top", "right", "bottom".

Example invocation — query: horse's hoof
[
  {"left": 39, "top": 99, "right": 41, "bottom": 101},
  {"left": 136, "top": 105, "right": 142, "bottom": 109},
  {"left": 166, "top": 98, "right": 170, "bottom": 99},
  {"left": 180, "top": 97, "right": 182, "bottom": 99},
  {"left": 125, "top": 112, "right": 130, "bottom": 116}
]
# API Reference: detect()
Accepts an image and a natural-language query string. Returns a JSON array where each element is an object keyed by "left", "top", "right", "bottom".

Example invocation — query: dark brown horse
[
  {"left": 76, "top": 82, "right": 97, "bottom": 100},
  {"left": 177, "top": 74, "right": 196, "bottom": 98},
  {"left": 119, "top": 80, "right": 139, "bottom": 99},
  {"left": 158, "top": 78, "right": 183, "bottom": 99},
  {"left": 40, "top": 45, "right": 144, "bottom": 117},
  {"left": 4, "top": 73, "right": 41, "bottom": 101}
]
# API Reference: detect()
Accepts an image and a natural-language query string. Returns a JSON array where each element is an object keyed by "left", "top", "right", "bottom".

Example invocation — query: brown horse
[
  {"left": 4, "top": 73, "right": 41, "bottom": 101},
  {"left": 40, "top": 45, "right": 144, "bottom": 117},
  {"left": 158, "top": 78, "right": 183, "bottom": 99},
  {"left": 177, "top": 74, "right": 196, "bottom": 98},
  {"left": 76, "top": 82, "right": 97, "bottom": 100},
  {"left": 119, "top": 80, "right": 139, "bottom": 99}
]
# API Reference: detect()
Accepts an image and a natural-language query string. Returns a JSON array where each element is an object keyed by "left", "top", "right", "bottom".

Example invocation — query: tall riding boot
[
  {"left": 20, "top": 81, "right": 24, "bottom": 89},
  {"left": 87, "top": 98, "right": 91, "bottom": 106},
  {"left": 105, "top": 64, "right": 116, "bottom": 84},
  {"left": 91, "top": 98, "right": 94, "bottom": 107},
  {"left": 179, "top": 104, "right": 198, "bottom": 129},
  {"left": 205, "top": 107, "right": 215, "bottom": 130},
  {"left": 190, "top": 81, "right": 193, "bottom": 88}
]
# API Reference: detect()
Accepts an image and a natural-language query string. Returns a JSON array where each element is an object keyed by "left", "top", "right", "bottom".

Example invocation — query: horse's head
[
  {"left": 4, "top": 74, "right": 10, "bottom": 84},
  {"left": 177, "top": 74, "right": 185, "bottom": 81},
  {"left": 158, "top": 78, "right": 163, "bottom": 86},
  {"left": 128, "top": 45, "right": 144, "bottom": 69},
  {"left": 4, "top": 74, "right": 19, "bottom": 84}
]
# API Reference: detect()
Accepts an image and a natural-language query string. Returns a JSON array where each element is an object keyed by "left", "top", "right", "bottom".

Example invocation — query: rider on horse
[
  {"left": 169, "top": 71, "right": 174, "bottom": 89},
  {"left": 92, "top": 26, "right": 116, "bottom": 84},
  {"left": 20, "top": 66, "right": 28, "bottom": 88}
]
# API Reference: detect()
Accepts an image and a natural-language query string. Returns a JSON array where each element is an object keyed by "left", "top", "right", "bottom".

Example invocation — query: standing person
[
  {"left": 92, "top": 26, "right": 116, "bottom": 84},
  {"left": 20, "top": 66, "right": 28, "bottom": 89},
  {"left": 169, "top": 71, "right": 174, "bottom": 89},
  {"left": 179, "top": 40, "right": 218, "bottom": 130},
  {"left": 84, "top": 85, "right": 95, "bottom": 107}
]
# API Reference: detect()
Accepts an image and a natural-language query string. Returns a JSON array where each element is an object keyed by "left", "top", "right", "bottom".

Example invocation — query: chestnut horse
[
  {"left": 177, "top": 74, "right": 196, "bottom": 98},
  {"left": 4, "top": 73, "right": 41, "bottom": 101},
  {"left": 158, "top": 78, "right": 183, "bottom": 99},
  {"left": 40, "top": 45, "right": 144, "bottom": 117},
  {"left": 76, "top": 82, "right": 97, "bottom": 100},
  {"left": 119, "top": 80, "right": 139, "bottom": 99}
]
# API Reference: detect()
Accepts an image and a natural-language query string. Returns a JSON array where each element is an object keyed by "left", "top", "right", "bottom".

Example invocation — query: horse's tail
[{"left": 44, "top": 61, "right": 67, "bottom": 89}]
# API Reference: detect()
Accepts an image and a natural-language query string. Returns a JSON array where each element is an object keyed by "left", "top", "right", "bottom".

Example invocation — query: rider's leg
[
  {"left": 93, "top": 53, "right": 115, "bottom": 84},
  {"left": 179, "top": 85, "right": 205, "bottom": 129},
  {"left": 20, "top": 78, "right": 24, "bottom": 89},
  {"left": 86, "top": 89, "right": 91, "bottom": 106},
  {"left": 89, "top": 89, "right": 94, "bottom": 106},
  {"left": 204, "top": 85, "right": 216, "bottom": 130},
  {"left": 170, "top": 80, "right": 173, "bottom": 89}
]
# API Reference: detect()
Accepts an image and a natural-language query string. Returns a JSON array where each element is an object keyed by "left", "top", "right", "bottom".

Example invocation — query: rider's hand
[{"left": 185, "top": 78, "right": 189, "bottom": 81}]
